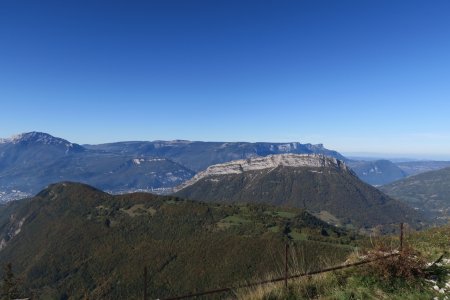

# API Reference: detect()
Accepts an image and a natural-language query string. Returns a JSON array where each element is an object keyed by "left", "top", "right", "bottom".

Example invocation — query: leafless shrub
[{"left": 363, "top": 245, "right": 426, "bottom": 281}]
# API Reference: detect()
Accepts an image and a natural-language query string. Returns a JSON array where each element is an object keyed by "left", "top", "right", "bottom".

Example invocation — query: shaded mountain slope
[
  {"left": 347, "top": 159, "right": 407, "bottom": 186},
  {"left": 0, "top": 132, "right": 84, "bottom": 170},
  {"left": 175, "top": 154, "right": 423, "bottom": 228},
  {"left": 0, "top": 133, "right": 194, "bottom": 201},
  {"left": 381, "top": 167, "right": 450, "bottom": 220}
]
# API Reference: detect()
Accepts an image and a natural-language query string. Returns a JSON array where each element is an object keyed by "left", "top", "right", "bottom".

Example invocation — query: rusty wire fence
[{"left": 143, "top": 223, "right": 407, "bottom": 300}]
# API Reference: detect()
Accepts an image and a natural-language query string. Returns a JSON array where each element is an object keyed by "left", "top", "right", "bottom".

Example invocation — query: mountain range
[
  {"left": 395, "top": 161, "right": 450, "bottom": 176},
  {"left": 0, "top": 132, "right": 346, "bottom": 202},
  {"left": 1, "top": 132, "right": 450, "bottom": 203},
  {"left": 84, "top": 140, "right": 346, "bottom": 172}
]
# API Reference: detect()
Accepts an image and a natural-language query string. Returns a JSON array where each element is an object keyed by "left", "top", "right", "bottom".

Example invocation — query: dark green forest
[{"left": 0, "top": 183, "right": 359, "bottom": 299}]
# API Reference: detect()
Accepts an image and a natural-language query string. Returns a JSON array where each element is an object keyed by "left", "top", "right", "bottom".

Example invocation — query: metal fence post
[
  {"left": 400, "top": 222, "right": 404, "bottom": 252},
  {"left": 285, "top": 243, "right": 289, "bottom": 288},
  {"left": 144, "top": 266, "right": 148, "bottom": 300}
]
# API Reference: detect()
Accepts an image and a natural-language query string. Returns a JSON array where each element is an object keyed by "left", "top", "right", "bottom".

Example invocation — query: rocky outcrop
[{"left": 175, "top": 154, "right": 349, "bottom": 191}]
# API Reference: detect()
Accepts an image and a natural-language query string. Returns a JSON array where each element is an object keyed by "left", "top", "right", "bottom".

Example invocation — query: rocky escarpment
[{"left": 175, "top": 154, "right": 349, "bottom": 192}]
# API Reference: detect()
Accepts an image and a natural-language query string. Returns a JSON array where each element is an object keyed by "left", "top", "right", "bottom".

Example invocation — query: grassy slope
[
  {"left": 0, "top": 183, "right": 359, "bottom": 299},
  {"left": 237, "top": 224, "right": 450, "bottom": 300}
]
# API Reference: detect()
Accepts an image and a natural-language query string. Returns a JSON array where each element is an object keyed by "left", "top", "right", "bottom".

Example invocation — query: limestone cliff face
[{"left": 175, "top": 154, "right": 349, "bottom": 191}]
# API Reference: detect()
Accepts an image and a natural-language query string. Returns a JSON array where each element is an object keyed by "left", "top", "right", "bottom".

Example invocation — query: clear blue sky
[{"left": 1, "top": 1, "right": 450, "bottom": 158}]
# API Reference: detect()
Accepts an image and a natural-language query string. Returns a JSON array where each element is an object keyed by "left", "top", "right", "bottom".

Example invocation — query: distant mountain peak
[
  {"left": 37, "top": 181, "right": 107, "bottom": 198},
  {"left": 0, "top": 132, "right": 83, "bottom": 149}
]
